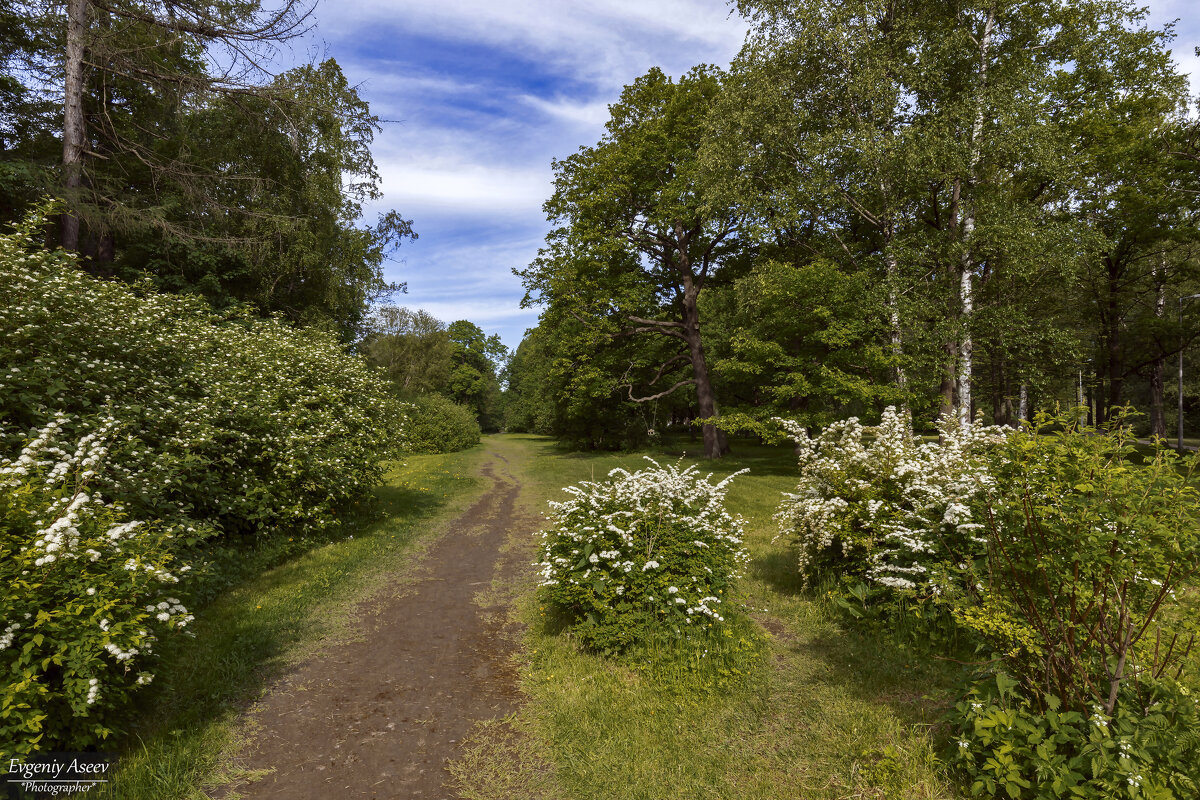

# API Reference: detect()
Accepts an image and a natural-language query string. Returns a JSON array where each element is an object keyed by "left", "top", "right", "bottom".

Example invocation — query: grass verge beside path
[
  {"left": 453, "top": 434, "right": 960, "bottom": 800},
  {"left": 97, "top": 447, "right": 488, "bottom": 800}
]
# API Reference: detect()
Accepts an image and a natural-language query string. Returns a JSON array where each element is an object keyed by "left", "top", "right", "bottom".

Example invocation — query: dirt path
[{"left": 226, "top": 451, "right": 527, "bottom": 799}]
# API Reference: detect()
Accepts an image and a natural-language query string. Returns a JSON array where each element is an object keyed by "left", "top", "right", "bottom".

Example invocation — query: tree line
[
  {"left": 507, "top": 0, "right": 1200, "bottom": 458},
  {"left": 361, "top": 307, "right": 507, "bottom": 431}
]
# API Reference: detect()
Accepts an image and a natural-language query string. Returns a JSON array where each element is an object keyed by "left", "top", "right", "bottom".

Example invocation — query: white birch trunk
[
  {"left": 886, "top": 247, "right": 907, "bottom": 400},
  {"left": 955, "top": 7, "right": 995, "bottom": 429},
  {"left": 1018, "top": 383, "right": 1028, "bottom": 424}
]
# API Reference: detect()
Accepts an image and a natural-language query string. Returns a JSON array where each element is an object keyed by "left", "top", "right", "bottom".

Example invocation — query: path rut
[{"left": 226, "top": 454, "right": 526, "bottom": 799}]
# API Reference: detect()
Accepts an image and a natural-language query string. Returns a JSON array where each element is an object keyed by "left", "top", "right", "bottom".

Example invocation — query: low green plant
[
  {"left": 399, "top": 393, "right": 482, "bottom": 453},
  {"left": 1, "top": 417, "right": 191, "bottom": 759},
  {"left": 949, "top": 674, "right": 1200, "bottom": 799},
  {"left": 536, "top": 458, "right": 748, "bottom": 652}
]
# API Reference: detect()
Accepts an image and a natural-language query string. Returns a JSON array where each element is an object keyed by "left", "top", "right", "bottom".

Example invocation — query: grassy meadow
[{"left": 452, "top": 434, "right": 963, "bottom": 800}]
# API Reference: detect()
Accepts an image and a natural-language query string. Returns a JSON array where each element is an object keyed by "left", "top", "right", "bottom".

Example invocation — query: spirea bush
[
  {"left": 775, "top": 406, "right": 1006, "bottom": 591},
  {"left": 398, "top": 393, "right": 481, "bottom": 454},
  {"left": 536, "top": 459, "right": 748, "bottom": 652},
  {"left": 1, "top": 417, "right": 192, "bottom": 759},
  {"left": 0, "top": 206, "right": 403, "bottom": 535}
]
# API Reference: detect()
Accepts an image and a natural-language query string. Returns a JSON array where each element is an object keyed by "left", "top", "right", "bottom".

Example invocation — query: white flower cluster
[
  {"left": 0, "top": 621, "right": 20, "bottom": 651},
  {"left": 537, "top": 458, "right": 748, "bottom": 628},
  {"left": 776, "top": 407, "right": 1008, "bottom": 590},
  {"left": 1, "top": 416, "right": 192, "bottom": 740}
]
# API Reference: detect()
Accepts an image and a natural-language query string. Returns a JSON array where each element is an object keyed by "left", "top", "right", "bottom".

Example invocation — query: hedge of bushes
[
  {"left": 399, "top": 393, "right": 481, "bottom": 454},
  {"left": 0, "top": 207, "right": 404, "bottom": 757},
  {"left": 1, "top": 207, "right": 403, "bottom": 536}
]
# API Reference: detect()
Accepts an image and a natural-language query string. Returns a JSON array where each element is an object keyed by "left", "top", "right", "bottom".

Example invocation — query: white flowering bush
[
  {"left": 775, "top": 407, "right": 1007, "bottom": 592},
  {"left": 0, "top": 206, "right": 403, "bottom": 536},
  {"left": 537, "top": 459, "right": 749, "bottom": 652},
  {"left": 1, "top": 417, "right": 191, "bottom": 759}
]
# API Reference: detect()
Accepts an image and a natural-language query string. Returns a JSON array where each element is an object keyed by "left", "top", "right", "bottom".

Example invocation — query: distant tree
[
  {"left": 521, "top": 66, "right": 745, "bottom": 458},
  {"left": 361, "top": 307, "right": 454, "bottom": 397},
  {"left": 446, "top": 320, "right": 506, "bottom": 431}
]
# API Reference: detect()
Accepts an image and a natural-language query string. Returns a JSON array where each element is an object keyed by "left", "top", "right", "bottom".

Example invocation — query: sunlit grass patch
[{"left": 472, "top": 435, "right": 961, "bottom": 800}]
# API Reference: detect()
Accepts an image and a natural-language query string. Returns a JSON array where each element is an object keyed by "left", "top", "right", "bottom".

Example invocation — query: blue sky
[{"left": 307, "top": 0, "right": 1200, "bottom": 352}]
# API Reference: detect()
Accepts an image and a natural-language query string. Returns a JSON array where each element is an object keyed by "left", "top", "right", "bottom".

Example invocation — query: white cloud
[
  {"left": 377, "top": 159, "right": 551, "bottom": 215},
  {"left": 519, "top": 95, "right": 612, "bottom": 128},
  {"left": 318, "top": 0, "right": 747, "bottom": 87}
]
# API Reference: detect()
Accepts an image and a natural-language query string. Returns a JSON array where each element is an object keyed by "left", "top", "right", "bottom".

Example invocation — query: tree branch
[{"left": 627, "top": 377, "right": 695, "bottom": 403}]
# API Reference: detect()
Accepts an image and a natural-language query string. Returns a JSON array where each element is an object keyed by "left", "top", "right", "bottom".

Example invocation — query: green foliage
[
  {"left": 105, "top": 59, "right": 410, "bottom": 339},
  {"left": 703, "top": 258, "right": 903, "bottom": 424},
  {"left": 0, "top": 206, "right": 403, "bottom": 535},
  {"left": 959, "top": 411, "right": 1200, "bottom": 713},
  {"left": 536, "top": 459, "right": 748, "bottom": 652},
  {"left": 446, "top": 320, "right": 506, "bottom": 431},
  {"left": 502, "top": 327, "right": 557, "bottom": 435},
  {"left": 1, "top": 418, "right": 191, "bottom": 758},
  {"left": 361, "top": 307, "right": 454, "bottom": 398},
  {"left": 399, "top": 394, "right": 481, "bottom": 454},
  {"left": 949, "top": 677, "right": 1200, "bottom": 800}
]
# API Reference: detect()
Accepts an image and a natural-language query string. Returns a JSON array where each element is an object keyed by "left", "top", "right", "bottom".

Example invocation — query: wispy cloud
[{"left": 376, "top": 158, "right": 551, "bottom": 216}]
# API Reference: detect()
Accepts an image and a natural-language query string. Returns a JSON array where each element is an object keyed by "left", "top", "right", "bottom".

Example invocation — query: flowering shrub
[
  {"left": 0, "top": 206, "right": 403, "bottom": 536},
  {"left": 775, "top": 406, "right": 1006, "bottom": 591},
  {"left": 1, "top": 417, "right": 191, "bottom": 759},
  {"left": 537, "top": 459, "right": 748, "bottom": 651},
  {"left": 949, "top": 676, "right": 1200, "bottom": 799},
  {"left": 398, "top": 393, "right": 481, "bottom": 453}
]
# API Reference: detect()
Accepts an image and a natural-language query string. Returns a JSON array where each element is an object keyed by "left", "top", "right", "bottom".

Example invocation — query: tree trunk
[
  {"left": 885, "top": 245, "right": 908, "bottom": 403},
  {"left": 1150, "top": 256, "right": 1167, "bottom": 438},
  {"left": 957, "top": 247, "right": 975, "bottom": 426},
  {"left": 1078, "top": 371, "right": 1087, "bottom": 427},
  {"left": 939, "top": 339, "right": 957, "bottom": 419},
  {"left": 954, "top": 8, "right": 994, "bottom": 430},
  {"left": 1018, "top": 383, "right": 1028, "bottom": 424},
  {"left": 62, "top": 0, "right": 89, "bottom": 252},
  {"left": 681, "top": 290, "right": 727, "bottom": 459},
  {"left": 1106, "top": 257, "right": 1123, "bottom": 415}
]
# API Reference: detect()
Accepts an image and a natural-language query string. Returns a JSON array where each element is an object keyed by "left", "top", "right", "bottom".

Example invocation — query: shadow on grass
[
  {"left": 774, "top": 606, "right": 967, "bottom": 742},
  {"left": 750, "top": 548, "right": 807, "bottom": 596}
]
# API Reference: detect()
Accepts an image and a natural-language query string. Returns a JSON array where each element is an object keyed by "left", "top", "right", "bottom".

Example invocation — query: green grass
[
  {"left": 96, "top": 447, "right": 487, "bottom": 800},
  {"left": 453, "top": 434, "right": 961, "bottom": 800}
]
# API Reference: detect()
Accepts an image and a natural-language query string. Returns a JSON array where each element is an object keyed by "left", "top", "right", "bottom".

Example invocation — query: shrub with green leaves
[
  {"left": 959, "top": 412, "right": 1200, "bottom": 715},
  {"left": 0, "top": 206, "right": 403, "bottom": 535},
  {"left": 949, "top": 675, "right": 1200, "bottom": 799},
  {"left": 1, "top": 417, "right": 192, "bottom": 759},
  {"left": 398, "top": 393, "right": 481, "bottom": 453},
  {"left": 536, "top": 459, "right": 748, "bottom": 652}
]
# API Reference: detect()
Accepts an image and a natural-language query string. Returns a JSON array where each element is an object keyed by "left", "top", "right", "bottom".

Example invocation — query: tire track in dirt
[{"left": 224, "top": 452, "right": 526, "bottom": 800}]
